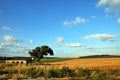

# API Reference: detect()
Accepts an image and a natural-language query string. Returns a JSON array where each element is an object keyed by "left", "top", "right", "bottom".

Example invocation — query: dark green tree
[{"left": 29, "top": 45, "right": 54, "bottom": 61}]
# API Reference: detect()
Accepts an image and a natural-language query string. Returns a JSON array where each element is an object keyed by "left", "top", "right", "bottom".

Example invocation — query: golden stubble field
[
  {"left": 1, "top": 58, "right": 120, "bottom": 70},
  {"left": 51, "top": 58, "right": 120, "bottom": 69},
  {"left": 1, "top": 58, "right": 120, "bottom": 79}
]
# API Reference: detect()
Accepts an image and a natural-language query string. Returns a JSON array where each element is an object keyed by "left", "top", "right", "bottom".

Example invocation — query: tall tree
[{"left": 29, "top": 45, "right": 54, "bottom": 61}]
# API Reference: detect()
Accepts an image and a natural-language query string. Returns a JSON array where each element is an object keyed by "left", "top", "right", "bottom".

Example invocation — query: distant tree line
[
  {"left": 80, "top": 55, "right": 120, "bottom": 58},
  {"left": 0, "top": 57, "right": 31, "bottom": 60},
  {"left": 0, "top": 55, "right": 120, "bottom": 60}
]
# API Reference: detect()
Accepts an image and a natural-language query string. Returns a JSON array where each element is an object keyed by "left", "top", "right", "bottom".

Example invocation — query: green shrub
[
  {"left": 8, "top": 69, "right": 18, "bottom": 74},
  {"left": 58, "top": 67, "right": 73, "bottom": 78},
  {"left": 112, "top": 69, "right": 120, "bottom": 76},
  {"left": 75, "top": 68, "right": 90, "bottom": 77},
  {"left": 101, "top": 69, "right": 120, "bottom": 79},
  {"left": 105, "top": 69, "right": 114, "bottom": 75},
  {"left": 45, "top": 69, "right": 59, "bottom": 78},
  {"left": 90, "top": 70, "right": 106, "bottom": 80},
  {"left": 36, "top": 69, "right": 45, "bottom": 77},
  {"left": 23, "top": 67, "right": 36, "bottom": 78}
]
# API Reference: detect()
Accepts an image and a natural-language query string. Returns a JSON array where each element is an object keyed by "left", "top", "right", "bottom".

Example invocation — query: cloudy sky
[{"left": 0, "top": 0, "right": 120, "bottom": 57}]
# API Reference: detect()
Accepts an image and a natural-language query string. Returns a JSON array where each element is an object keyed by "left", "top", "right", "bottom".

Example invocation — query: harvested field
[
  {"left": 51, "top": 58, "right": 120, "bottom": 69},
  {"left": 0, "top": 58, "right": 120, "bottom": 79}
]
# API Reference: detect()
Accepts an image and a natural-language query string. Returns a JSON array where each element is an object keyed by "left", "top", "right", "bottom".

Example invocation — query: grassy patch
[
  {"left": 0, "top": 60, "right": 5, "bottom": 63},
  {"left": 40, "top": 58, "right": 74, "bottom": 63}
]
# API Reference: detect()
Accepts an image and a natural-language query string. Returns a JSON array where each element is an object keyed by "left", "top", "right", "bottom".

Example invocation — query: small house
[
  {"left": 6, "top": 57, "right": 32, "bottom": 65},
  {"left": 6, "top": 60, "right": 27, "bottom": 64}
]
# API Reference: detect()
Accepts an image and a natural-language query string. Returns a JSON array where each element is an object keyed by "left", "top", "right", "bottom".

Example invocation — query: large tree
[{"left": 29, "top": 45, "right": 54, "bottom": 61}]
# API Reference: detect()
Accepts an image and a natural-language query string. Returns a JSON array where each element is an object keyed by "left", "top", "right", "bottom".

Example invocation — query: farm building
[
  {"left": 6, "top": 60, "right": 27, "bottom": 64},
  {"left": 6, "top": 57, "right": 32, "bottom": 65}
]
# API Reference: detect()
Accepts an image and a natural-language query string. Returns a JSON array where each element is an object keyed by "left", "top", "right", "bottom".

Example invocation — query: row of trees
[{"left": 29, "top": 45, "right": 54, "bottom": 61}]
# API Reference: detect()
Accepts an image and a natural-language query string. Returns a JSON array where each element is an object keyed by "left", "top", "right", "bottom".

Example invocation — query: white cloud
[
  {"left": 91, "top": 16, "right": 96, "bottom": 19},
  {"left": 65, "top": 43, "right": 82, "bottom": 48},
  {"left": 29, "top": 40, "right": 33, "bottom": 44},
  {"left": 63, "top": 17, "right": 86, "bottom": 26},
  {"left": 0, "top": 42, "right": 18, "bottom": 49},
  {"left": 3, "top": 35, "right": 20, "bottom": 42},
  {"left": 0, "top": 42, "right": 11, "bottom": 47},
  {"left": 117, "top": 18, "right": 120, "bottom": 23},
  {"left": 97, "top": 0, "right": 120, "bottom": 22},
  {"left": 14, "top": 43, "right": 29, "bottom": 51},
  {"left": 0, "top": 47, "right": 10, "bottom": 56},
  {"left": 85, "top": 46, "right": 93, "bottom": 49},
  {"left": 105, "top": 14, "right": 112, "bottom": 19},
  {"left": 56, "top": 37, "right": 64, "bottom": 45},
  {"left": 0, "top": 45, "right": 2, "bottom": 49},
  {"left": 18, "top": 45, "right": 28, "bottom": 50},
  {"left": 97, "top": 0, "right": 120, "bottom": 12},
  {"left": 0, "top": 42, "right": 29, "bottom": 56},
  {"left": 2, "top": 26, "right": 12, "bottom": 31},
  {"left": 84, "top": 34, "right": 116, "bottom": 42},
  {"left": 97, "top": 0, "right": 109, "bottom": 6},
  {"left": 104, "top": 7, "right": 111, "bottom": 12}
]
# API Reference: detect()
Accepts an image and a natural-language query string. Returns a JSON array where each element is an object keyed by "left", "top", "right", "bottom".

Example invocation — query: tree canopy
[{"left": 29, "top": 45, "right": 54, "bottom": 61}]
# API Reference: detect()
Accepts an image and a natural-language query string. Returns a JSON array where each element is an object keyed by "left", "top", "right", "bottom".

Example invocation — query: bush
[
  {"left": 8, "top": 69, "right": 18, "bottom": 74},
  {"left": 23, "top": 67, "right": 36, "bottom": 78},
  {"left": 100, "top": 69, "right": 120, "bottom": 79},
  {"left": 36, "top": 69, "right": 45, "bottom": 77},
  {"left": 105, "top": 69, "right": 120, "bottom": 76},
  {"left": 45, "top": 69, "right": 59, "bottom": 78},
  {"left": 58, "top": 67, "right": 73, "bottom": 78},
  {"left": 75, "top": 68, "right": 90, "bottom": 78},
  {"left": 90, "top": 70, "right": 106, "bottom": 80}
]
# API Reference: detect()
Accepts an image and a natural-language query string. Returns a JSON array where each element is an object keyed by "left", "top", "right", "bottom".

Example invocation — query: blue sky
[{"left": 0, "top": 0, "right": 120, "bottom": 57}]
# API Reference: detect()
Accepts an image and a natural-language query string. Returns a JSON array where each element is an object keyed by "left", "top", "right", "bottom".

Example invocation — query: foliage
[
  {"left": 29, "top": 45, "right": 54, "bottom": 61},
  {"left": 36, "top": 69, "right": 45, "bottom": 77},
  {"left": 90, "top": 70, "right": 106, "bottom": 80},
  {"left": 45, "top": 69, "right": 59, "bottom": 78},
  {"left": 75, "top": 68, "right": 90, "bottom": 77},
  {"left": 58, "top": 67, "right": 74, "bottom": 78},
  {"left": 23, "top": 67, "right": 37, "bottom": 78}
]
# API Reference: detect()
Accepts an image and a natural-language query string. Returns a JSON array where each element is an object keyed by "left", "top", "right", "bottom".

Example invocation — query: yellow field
[
  {"left": 51, "top": 58, "right": 120, "bottom": 69},
  {"left": 1, "top": 58, "right": 120, "bottom": 70},
  {"left": 1, "top": 58, "right": 120, "bottom": 79}
]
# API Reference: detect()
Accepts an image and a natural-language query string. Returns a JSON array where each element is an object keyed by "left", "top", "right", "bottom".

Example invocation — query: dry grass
[
  {"left": 51, "top": 58, "right": 120, "bottom": 69},
  {"left": 1, "top": 58, "right": 120, "bottom": 79},
  {"left": 1, "top": 58, "right": 120, "bottom": 70},
  {"left": 7, "top": 58, "right": 120, "bottom": 70}
]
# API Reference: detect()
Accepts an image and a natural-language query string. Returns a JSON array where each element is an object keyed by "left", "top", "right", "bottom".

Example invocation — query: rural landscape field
[
  {"left": 51, "top": 58, "right": 120, "bottom": 69},
  {"left": 0, "top": 57, "right": 120, "bottom": 80},
  {"left": 1, "top": 0, "right": 120, "bottom": 80}
]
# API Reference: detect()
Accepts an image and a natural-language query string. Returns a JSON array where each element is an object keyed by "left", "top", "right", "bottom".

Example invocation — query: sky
[{"left": 0, "top": 0, "right": 120, "bottom": 57}]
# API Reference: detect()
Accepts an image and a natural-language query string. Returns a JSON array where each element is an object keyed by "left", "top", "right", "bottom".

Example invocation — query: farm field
[
  {"left": 51, "top": 58, "right": 120, "bottom": 69},
  {"left": 0, "top": 58, "right": 120, "bottom": 80},
  {"left": 40, "top": 58, "right": 74, "bottom": 63}
]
